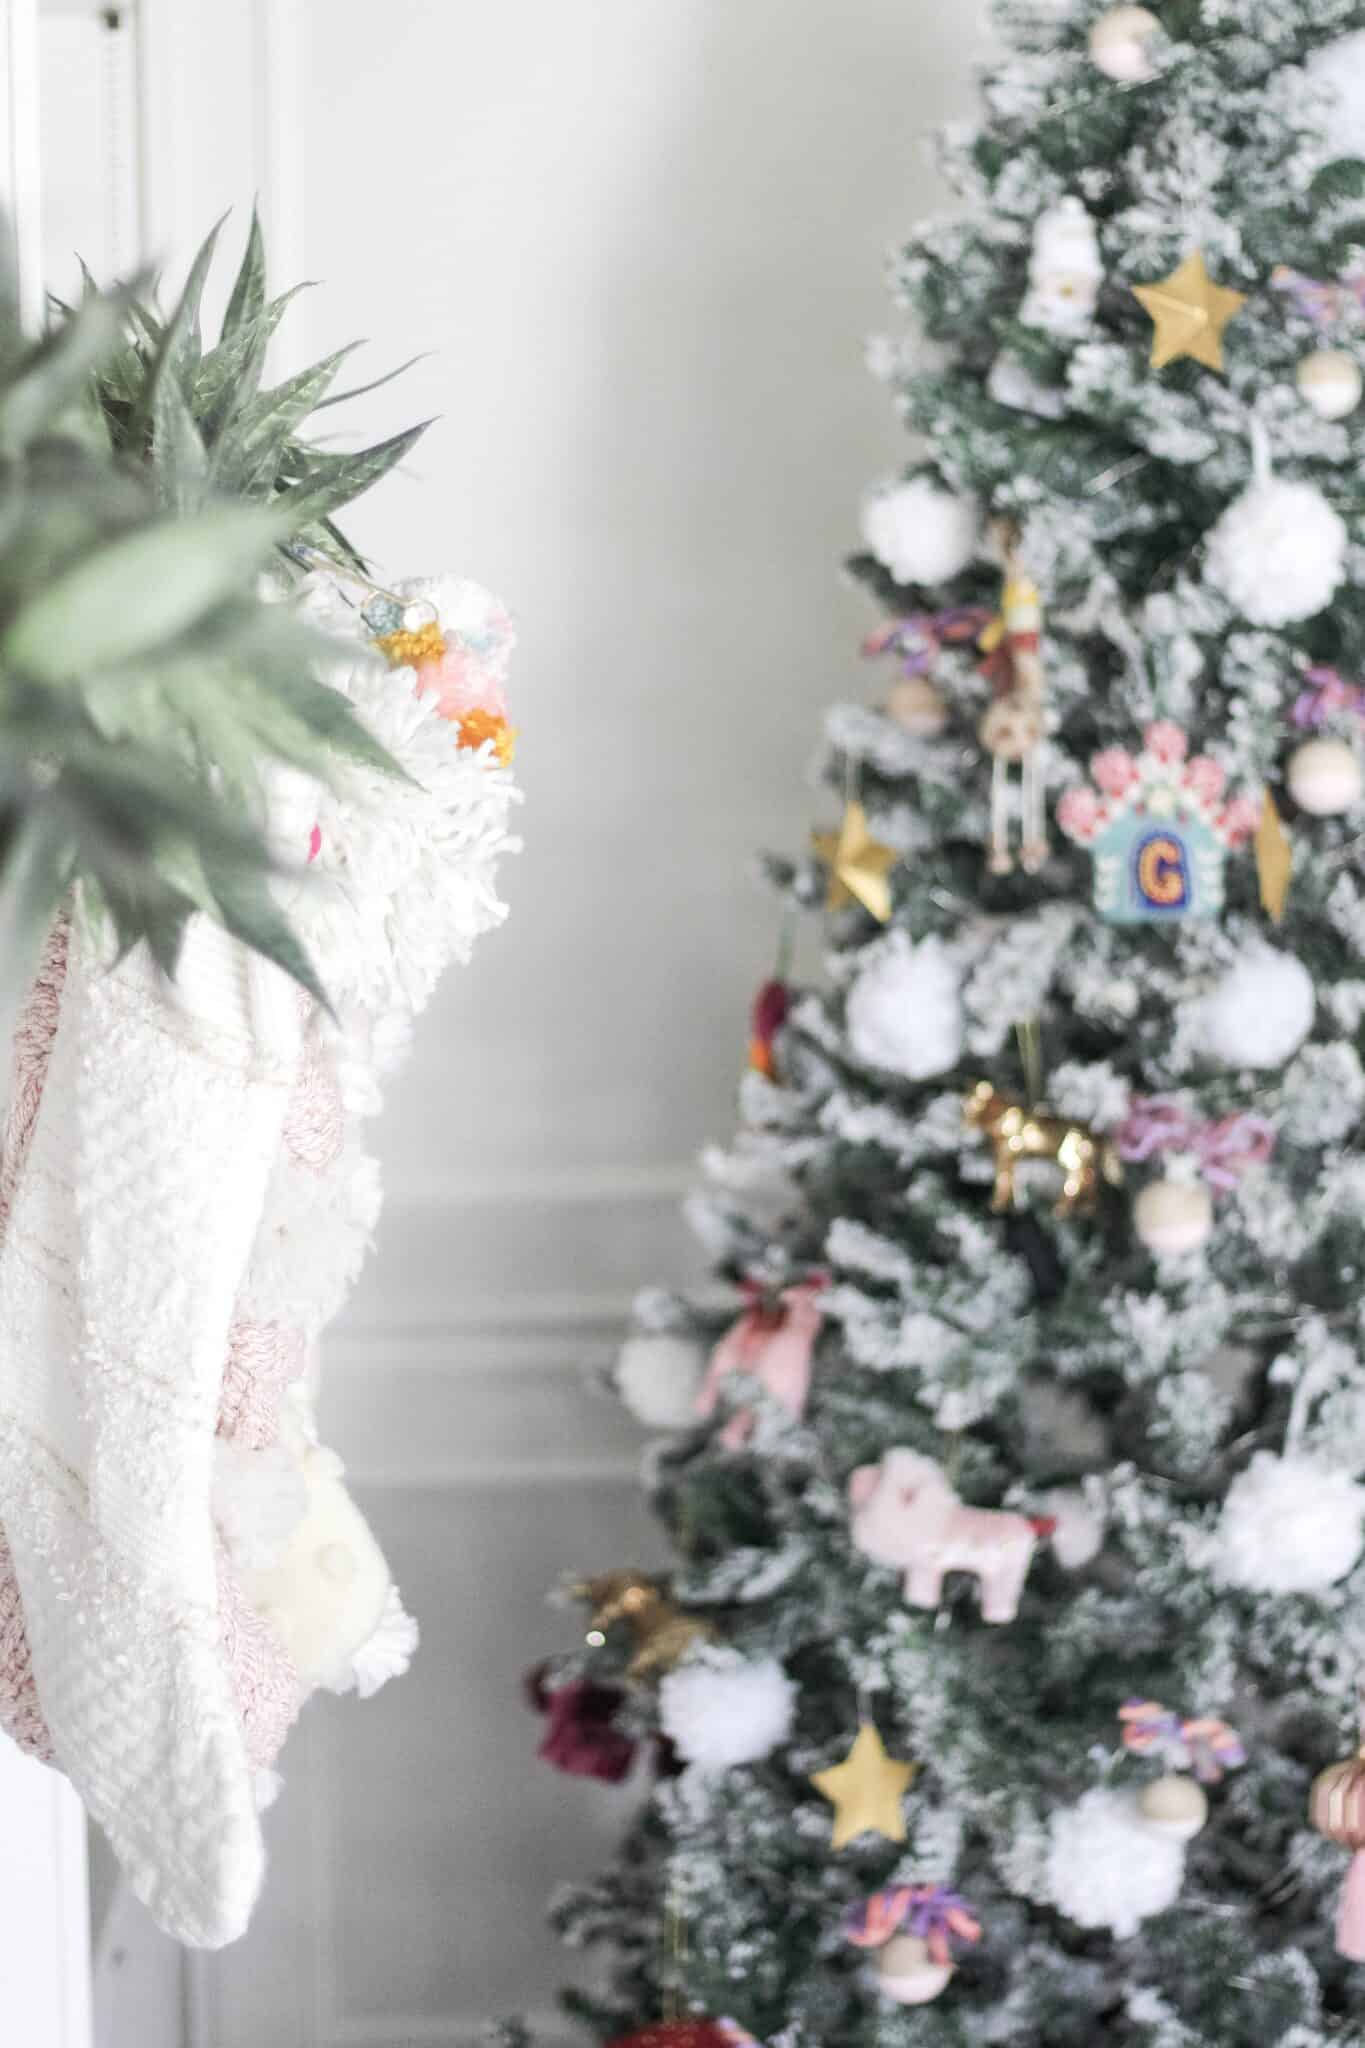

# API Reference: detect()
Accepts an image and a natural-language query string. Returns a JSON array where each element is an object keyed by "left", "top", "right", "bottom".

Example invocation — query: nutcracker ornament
[{"left": 977, "top": 537, "right": 1049, "bottom": 874}]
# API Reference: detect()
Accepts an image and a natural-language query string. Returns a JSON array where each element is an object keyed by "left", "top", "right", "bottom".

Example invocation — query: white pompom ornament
[
  {"left": 845, "top": 931, "right": 963, "bottom": 1080},
  {"left": 876, "top": 1934, "right": 953, "bottom": 2005},
  {"left": 1298, "top": 348, "right": 1363, "bottom": 421},
  {"left": 616, "top": 1331, "right": 708, "bottom": 1430},
  {"left": 659, "top": 1654, "right": 796, "bottom": 1770},
  {"left": 1204, "top": 430, "right": 1347, "bottom": 627},
  {"left": 1035, "top": 1486, "right": 1106, "bottom": 1569},
  {"left": 1214, "top": 1451, "right": 1365, "bottom": 1594},
  {"left": 885, "top": 676, "right": 947, "bottom": 737},
  {"left": 1134, "top": 1177, "right": 1214, "bottom": 1257},
  {"left": 1288, "top": 737, "right": 1363, "bottom": 817},
  {"left": 861, "top": 478, "right": 981, "bottom": 588},
  {"left": 1047, "top": 1787, "right": 1186, "bottom": 1938},
  {"left": 1305, "top": 31, "right": 1365, "bottom": 162},
  {"left": 1137, "top": 1773, "right": 1209, "bottom": 1841},
  {"left": 1201, "top": 941, "right": 1315, "bottom": 1070},
  {"left": 1088, "top": 5, "right": 1160, "bottom": 83}
]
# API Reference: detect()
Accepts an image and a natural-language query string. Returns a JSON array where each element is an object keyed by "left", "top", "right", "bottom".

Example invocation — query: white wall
[{"left": 32, "top": 3, "right": 991, "bottom": 2041}]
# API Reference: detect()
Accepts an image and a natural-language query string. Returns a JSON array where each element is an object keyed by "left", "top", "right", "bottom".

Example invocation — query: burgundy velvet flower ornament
[{"left": 525, "top": 1663, "right": 638, "bottom": 1783}]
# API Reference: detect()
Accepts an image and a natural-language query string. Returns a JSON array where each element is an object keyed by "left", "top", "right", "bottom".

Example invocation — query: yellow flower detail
[{"left": 376, "top": 622, "right": 446, "bottom": 668}]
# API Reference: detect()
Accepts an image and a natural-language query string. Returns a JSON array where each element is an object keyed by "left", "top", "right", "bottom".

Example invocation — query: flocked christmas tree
[{"left": 523, "top": 6, "right": 1365, "bottom": 2045}]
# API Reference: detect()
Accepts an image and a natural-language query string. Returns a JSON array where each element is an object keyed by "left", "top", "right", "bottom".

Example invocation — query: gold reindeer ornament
[
  {"left": 573, "top": 1570, "right": 711, "bottom": 1678},
  {"left": 964, "top": 1081, "right": 1122, "bottom": 1218}
]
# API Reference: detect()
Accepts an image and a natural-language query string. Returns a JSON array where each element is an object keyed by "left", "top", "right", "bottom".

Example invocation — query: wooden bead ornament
[
  {"left": 1088, "top": 5, "right": 1160, "bottom": 82},
  {"left": 1137, "top": 1772, "right": 1209, "bottom": 1841},
  {"left": 1133, "top": 1176, "right": 1213, "bottom": 1255},
  {"left": 1312, "top": 1742, "right": 1365, "bottom": 1961},
  {"left": 1287, "top": 737, "right": 1363, "bottom": 817},
  {"left": 877, "top": 1934, "right": 954, "bottom": 2006},
  {"left": 1297, "top": 347, "right": 1363, "bottom": 421},
  {"left": 886, "top": 675, "right": 948, "bottom": 736}
]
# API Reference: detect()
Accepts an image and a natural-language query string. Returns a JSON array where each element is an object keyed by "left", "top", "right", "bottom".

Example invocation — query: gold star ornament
[
  {"left": 1132, "top": 249, "right": 1247, "bottom": 373},
  {"left": 810, "top": 1722, "right": 916, "bottom": 1849},
  {"left": 812, "top": 802, "right": 897, "bottom": 922}
]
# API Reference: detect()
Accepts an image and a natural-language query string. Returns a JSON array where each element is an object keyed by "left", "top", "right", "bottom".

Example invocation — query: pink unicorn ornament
[
  {"left": 694, "top": 1280, "right": 825, "bottom": 1448},
  {"left": 848, "top": 1449, "right": 1055, "bottom": 1624}
]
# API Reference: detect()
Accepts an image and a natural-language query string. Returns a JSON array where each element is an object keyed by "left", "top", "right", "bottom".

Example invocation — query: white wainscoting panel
[{"left": 191, "top": 1282, "right": 671, "bottom": 2048}]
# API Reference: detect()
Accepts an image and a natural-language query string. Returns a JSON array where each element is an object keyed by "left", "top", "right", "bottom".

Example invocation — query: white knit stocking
[{"left": 0, "top": 912, "right": 302, "bottom": 1947}]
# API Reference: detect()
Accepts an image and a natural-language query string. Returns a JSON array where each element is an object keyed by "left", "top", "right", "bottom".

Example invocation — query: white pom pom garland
[
  {"left": 1200, "top": 941, "right": 1315, "bottom": 1070},
  {"left": 616, "top": 1331, "right": 708, "bottom": 1430},
  {"left": 861, "top": 478, "right": 981, "bottom": 588},
  {"left": 1047, "top": 1787, "right": 1186, "bottom": 1937},
  {"left": 1214, "top": 1451, "right": 1365, "bottom": 1594},
  {"left": 845, "top": 932, "right": 963, "bottom": 1081},
  {"left": 659, "top": 1654, "right": 797, "bottom": 1770}
]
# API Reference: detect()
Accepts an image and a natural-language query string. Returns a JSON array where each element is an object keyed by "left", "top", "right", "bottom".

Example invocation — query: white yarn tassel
[{"left": 345, "top": 1587, "right": 420, "bottom": 1701}]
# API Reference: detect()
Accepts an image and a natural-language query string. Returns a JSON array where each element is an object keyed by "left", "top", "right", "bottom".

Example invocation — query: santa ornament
[{"left": 1021, "top": 196, "right": 1103, "bottom": 337}]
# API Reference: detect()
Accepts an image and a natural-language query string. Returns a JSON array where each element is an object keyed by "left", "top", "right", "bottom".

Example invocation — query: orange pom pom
[{"left": 457, "top": 709, "right": 517, "bottom": 765}]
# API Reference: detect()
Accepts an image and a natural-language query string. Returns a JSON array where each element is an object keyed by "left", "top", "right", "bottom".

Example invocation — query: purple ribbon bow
[
  {"left": 863, "top": 607, "right": 994, "bottom": 676},
  {"left": 1271, "top": 265, "right": 1365, "bottom": 330},
  {"left": 844, "top": 1884, "right": 982, "bottom": 1965},
  {"left": 1292, "top": 665, "right": 1365, "bottom": 731},
  {"left": 1120, "top": 1700, "right": 1247, "bottom": 1784},
  {"left": 1114, "top": 1098, "right": 1275, "bottom": 1194}
]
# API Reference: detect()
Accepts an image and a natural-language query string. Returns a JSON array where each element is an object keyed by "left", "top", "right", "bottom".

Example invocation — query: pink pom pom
[
  {"left": 1145, "top": 720, "right": 1189, "bottom": 765},
  {"left": 1183, "top": 756, "right": 1226, "bottom": 803},
  {"left": 1092, "top": 749, "right": 1138, "bottom": 798},
  {"left": 1057, "top": 786, "right": 1103, "bottom": 841},
  {"left": 413, "top": 643, "right": 510, "bottom": 725}
]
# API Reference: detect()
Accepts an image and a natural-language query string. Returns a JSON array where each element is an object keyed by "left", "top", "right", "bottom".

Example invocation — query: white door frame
[{"left": 0, "top": 2, "right": 95, "bottom": 2040}]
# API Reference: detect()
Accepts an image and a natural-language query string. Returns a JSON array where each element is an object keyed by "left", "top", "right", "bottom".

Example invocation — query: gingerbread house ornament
[{"left": 1056, "top": 721, "right": 1259, "bottom": 925}]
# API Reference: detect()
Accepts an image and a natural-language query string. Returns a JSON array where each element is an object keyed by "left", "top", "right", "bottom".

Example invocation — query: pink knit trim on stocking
[
  {"left": 282, "top": 1044, "right": 344, "bottom": 1173},
  {"left": 0, "top": 1529, "right": 55, "bottom": 1763},
  {"left": 216, "top": 1547, "right": 302, "bottom": 1772},
  {"left": 0, "top": 919, "right": 69, "bottom": 1244},
  {"left": 217, "top": 1321, "right": 308, "bottom": 1448}
]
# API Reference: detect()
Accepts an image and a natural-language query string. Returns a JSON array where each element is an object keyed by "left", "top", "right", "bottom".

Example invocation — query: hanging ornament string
[{"left": 101, "top": 9, "right": 135, "bottom": 277}]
